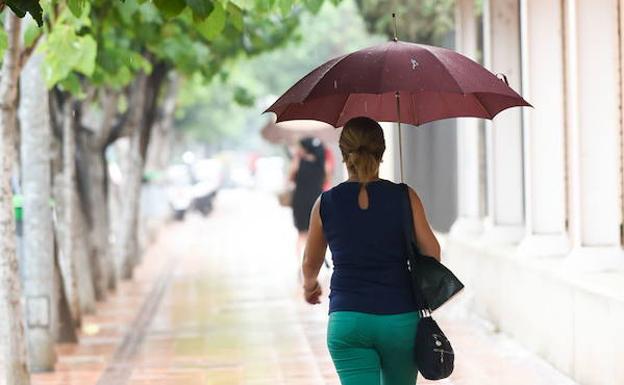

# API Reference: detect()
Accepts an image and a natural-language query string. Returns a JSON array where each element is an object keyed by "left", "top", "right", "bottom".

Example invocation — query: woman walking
[
  {"left": 288, "top": 137, "right": 326, "bottom": 258},
  {"left": 301, "top": 117, "right": 441, "bottom": 385}
]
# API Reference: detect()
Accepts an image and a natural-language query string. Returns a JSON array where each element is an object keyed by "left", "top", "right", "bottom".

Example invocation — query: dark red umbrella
[{"left": 265, "top": 40, "right": 530, "bottom": 127}]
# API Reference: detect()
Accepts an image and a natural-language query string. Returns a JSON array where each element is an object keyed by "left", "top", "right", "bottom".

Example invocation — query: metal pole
[
  {"left": 392, "top": 13, "right": 399, "bottom": 42},
  {"left": 395, "top": 91, "right": 404, "bottom": 182}
]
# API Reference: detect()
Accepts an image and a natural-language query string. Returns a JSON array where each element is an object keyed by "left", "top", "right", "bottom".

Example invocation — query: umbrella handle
[{"left": 395, "top": 91, "right": 404, "bottom": 183}]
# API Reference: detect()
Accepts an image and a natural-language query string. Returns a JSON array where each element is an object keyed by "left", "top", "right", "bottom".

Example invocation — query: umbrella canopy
[
  {"left": 265, "top": 41, "right": 530, "bottom": 127},
  {"left": 260, "top": 117, "right": 341, "bottom": 145}
]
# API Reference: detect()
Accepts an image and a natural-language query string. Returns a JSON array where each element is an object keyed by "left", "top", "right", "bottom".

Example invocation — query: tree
[
  {"left": 75, "top": 0, "right": 306, "bottom": 279},
  {"left": 0, "top": 11, "right": 31, "bottom": 385},
  {"left": 19, "top": 51, "right": 58, "bottom": 372},
  {"left": 0, "top": 0, "right": 332, "bottom": 381}
]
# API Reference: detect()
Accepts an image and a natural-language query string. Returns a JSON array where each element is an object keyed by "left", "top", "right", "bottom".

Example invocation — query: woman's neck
[{"left": 346, "top": 175, "right": 381, "bottom": 183}]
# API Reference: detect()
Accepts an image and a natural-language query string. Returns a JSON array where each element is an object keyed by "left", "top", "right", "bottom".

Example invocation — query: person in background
[
  {"left": 323, "top": 145, "right": 335, "bottom": 191},
  {"left": 288, "top": 137, "right": 326, "bottom": 260}
]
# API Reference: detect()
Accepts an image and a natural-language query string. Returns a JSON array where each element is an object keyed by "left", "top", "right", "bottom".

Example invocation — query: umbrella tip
[
  {"left": 392, "top": 13, "right": 398, "bottom": 42},
  {"left": 496, "top": 73, "right": 510, "bottom": 86}
]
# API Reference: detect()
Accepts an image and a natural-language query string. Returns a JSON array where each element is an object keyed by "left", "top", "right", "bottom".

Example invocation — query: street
[{"left": 31, "top": 189, "right": 578, "bottom": 385}]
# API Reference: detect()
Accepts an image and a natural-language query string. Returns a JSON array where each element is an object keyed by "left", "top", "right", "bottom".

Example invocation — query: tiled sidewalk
[{"left": 18, "top": 189, "right": 579, "bottom": 385}]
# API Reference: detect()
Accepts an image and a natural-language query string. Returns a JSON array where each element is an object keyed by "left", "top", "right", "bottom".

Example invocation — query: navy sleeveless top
[{"left": 320, "top": 179, "right": 417, "bottom": 314}]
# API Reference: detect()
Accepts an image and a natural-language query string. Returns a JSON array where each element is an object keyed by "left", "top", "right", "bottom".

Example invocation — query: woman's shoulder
[{"left": 373, "top": 178, "right": 407, "bottom": 192}]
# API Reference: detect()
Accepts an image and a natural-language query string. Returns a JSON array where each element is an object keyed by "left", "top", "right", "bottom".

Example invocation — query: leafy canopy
[{"left": 34, "top": 0, "right": 304, "bottom": 96}]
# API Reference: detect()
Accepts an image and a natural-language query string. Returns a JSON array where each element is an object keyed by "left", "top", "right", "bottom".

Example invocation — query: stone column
[
  {"left": 481, "top": 0, "right": 526, "bottom": 244},
  {"left": 379, "top": 122, "right": 400, "bottom": 182},
  {"left": 515, "top": 0, "right": 570, "bottom": 256},
  {"left": 450, "top": 0, "right": 485, "bottom": 237},
  {"left": 564, "top": 0, "right": 624, "bottom": 270}
]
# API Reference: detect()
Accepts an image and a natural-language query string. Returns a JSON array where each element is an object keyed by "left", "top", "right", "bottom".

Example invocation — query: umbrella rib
[
  {"left": 472, "top": 93, "right": 493, "bottom": 119},
  {"left": 301, "top": 54, "right": 351, "bottom": 104},
  {"left": 333, "top": 93, "right": 353, "bottom": 127}
]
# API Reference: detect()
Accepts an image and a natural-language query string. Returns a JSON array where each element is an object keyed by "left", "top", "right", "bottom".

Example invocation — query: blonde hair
[{"left": 339, "top": 117, "right": 385, "bottom": 183}]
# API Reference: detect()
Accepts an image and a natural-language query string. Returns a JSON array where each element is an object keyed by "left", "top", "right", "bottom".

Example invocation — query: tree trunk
[
  {"left": 73, "top": 189, "right": 97, "bottom": 314},
  {"left": 49, "top": 102, "right": 80, "bottom": 343},
  {"left": 75, "top": 133, "right": 108, "bottom": 300},
  {"left": 58, "top": 99, "right": 82, "bottom": 323},
  {"left": 49, "top": 92, "right": 96, "bottom": 318},
  {"left": 0, "top": 14, "right": 31, "bottom": 385},
  {"left": 117, "top": 63, "right": 169, "bottom": 279},
  {"left": 146, "top": 75, "right": 179, "bottom": 171},
  {"left": 19, "top": 52, "right": 57, "bottom": 371},
  {"left": 89, "top": 91, "right": 119, "bottom": 291},
  {"left": 83, "top": 145, "right": 114, "bottom": 290},
  {"left": 117, "top": 74, "right": 147, "bottom": 280}
]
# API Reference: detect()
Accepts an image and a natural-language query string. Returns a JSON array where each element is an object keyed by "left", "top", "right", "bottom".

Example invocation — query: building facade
[{"left": 445, "top": 1, "right": 624, "bottom": 384}]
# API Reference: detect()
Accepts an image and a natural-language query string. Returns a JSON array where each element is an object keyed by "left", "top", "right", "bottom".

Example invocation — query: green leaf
[
  {"left": 0, "top": 29, "right": 8, "bottom": 59},
  {"left": 58, "top": 73, "right": 85, "bottom": 97},
  {"left": 153, "top": 0, "right": 187, "bottom": 18},
  {"left": 229, "top": 0, "right": 253, "bottom": 10},
  {"left": 227, "top": 3, "right": 244, "bottom": 31},
  {"left": 303, "top": 0, "right": 323, "bottom": 14},
  {"left": 67, "top": 0, "right": 86, "bottom": 17},
  {"left": 116, "top": 0, "right": 141, "bottom": 23},
  {"left": 195, "top": 3, "right": 225, "bottom": 41},
  {"left": 186, "top": 0, "right": 213, "bottom": 19},
  {"left": 233, "top": 86, "right": 255, "bottom": 106},
  {"left": 73, "top": 35, "right": 97, "bottom": 76},
  {"left": 40, "top": 25, "right": 98, "bottom": 87},
  {"left": 278, "top": 0, "right": 292, "bottom": 16},
  {"left": 23, "top": 23, "right": 41, "bottom": 49},
  {"left": 253, "top": 0, "right": 272, "bottom": 12},
  {"left": 5, "top": 0, "right": 44, "bottom": 27},
  {"left": 139, "top": 3, "right": 163, "bottom": 23}
]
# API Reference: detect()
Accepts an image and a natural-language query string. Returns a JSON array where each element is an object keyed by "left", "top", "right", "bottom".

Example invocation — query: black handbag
[{"left": 401, "top": 183, "right": 464, "bottom": 380}]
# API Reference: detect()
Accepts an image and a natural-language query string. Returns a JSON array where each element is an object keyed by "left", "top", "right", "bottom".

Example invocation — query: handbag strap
[{"left": 400, "top": 183, "right": 431, "bottom": 314}]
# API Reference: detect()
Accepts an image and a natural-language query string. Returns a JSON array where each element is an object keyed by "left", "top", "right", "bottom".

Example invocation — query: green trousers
[{"left": 327, "top": 311, "right": 420, "bottom": 385}]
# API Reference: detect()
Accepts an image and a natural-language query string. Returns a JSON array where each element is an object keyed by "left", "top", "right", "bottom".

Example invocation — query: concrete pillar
[
  {"left": 564, "top": 0, "right": 624, "bottom": 270},
  {"left": 379, "top": 122, "right": 400, "bottom": 182},
  {"left": 516, "top": 0, "right": 570, "bottom": 256},
  {"left": 451, "top": 0, "right": 485, "bottom": 237},
  {"left": 481, "top": 0, "right": 525, "bottom": 244}
]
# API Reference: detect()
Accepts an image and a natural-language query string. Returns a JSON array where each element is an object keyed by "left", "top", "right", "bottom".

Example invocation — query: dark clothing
[
  {"left": 292, "top": 157, "right": 325, "bottom": 232},
  {"left": 320, "top": 180, "right": 417, "bottom": 314}
]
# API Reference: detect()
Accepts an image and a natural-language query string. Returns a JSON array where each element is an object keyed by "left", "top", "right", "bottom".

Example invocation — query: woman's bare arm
[
  {"left": 408, "top": 187, "right": 441, "bottom": 261},
  {"left": 302, "top": 197, "right": 327, "bottom": 304}
]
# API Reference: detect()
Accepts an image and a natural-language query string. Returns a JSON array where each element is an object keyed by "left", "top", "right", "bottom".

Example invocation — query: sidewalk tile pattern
[{"left": 0, "top": 189, "right": 579, "bottom": 385}]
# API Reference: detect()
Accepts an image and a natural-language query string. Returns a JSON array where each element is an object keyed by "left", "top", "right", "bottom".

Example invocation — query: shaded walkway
[{"left": 31, "top": 189, "right": 577, "bottom": 385}]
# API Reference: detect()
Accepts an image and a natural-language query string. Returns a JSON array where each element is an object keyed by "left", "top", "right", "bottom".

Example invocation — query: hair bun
[
  {"left": 339, "top": 116, "right": 386, "bottom": 182},
  {"left": 352, "top": 145, "right": 366, "bottom": 154}
]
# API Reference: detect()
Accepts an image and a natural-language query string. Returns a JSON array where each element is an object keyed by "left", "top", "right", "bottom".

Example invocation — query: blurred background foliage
[
  {"left": 174, "top": 0, "right": 386, "bottom": 154},
  {"left": 354, "top": 0, "right": 454, "bottom": 44}
]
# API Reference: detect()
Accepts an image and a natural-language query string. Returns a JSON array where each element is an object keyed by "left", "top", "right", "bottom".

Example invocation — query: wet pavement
[{"left": 22, "top": 188, "right": 577, "bottom": 385}]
